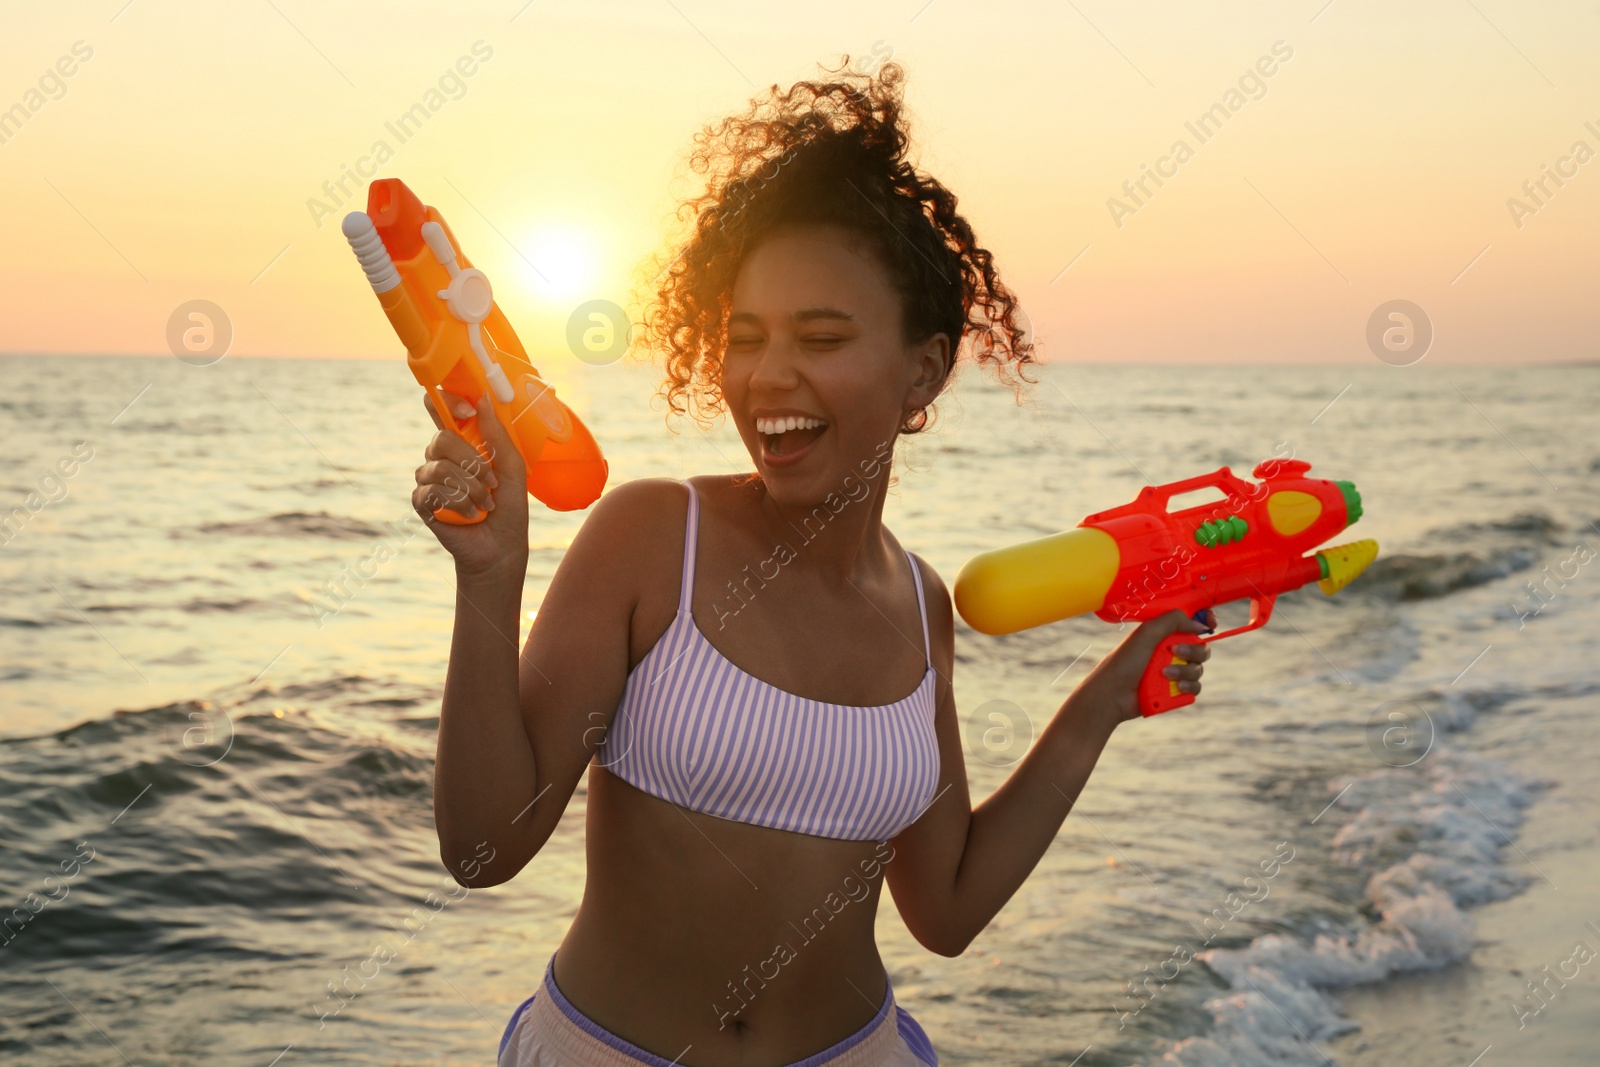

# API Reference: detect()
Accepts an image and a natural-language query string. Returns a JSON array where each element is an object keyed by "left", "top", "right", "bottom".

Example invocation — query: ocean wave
[
  {"left": 1356, "top": 546, "right": 1538, "bottom": 601},
  {"left": 98, "top": 418, "right": 234, "bottom": 436},
  {"left": 1423, "top": 510, "right": 1562, "bottom": 542},
  {"left": 0, "top": 695, "right": 441, "bottom": 967},
  {"left": 186, "top": 512, "right": 387, "bottom": 540},
  {"left": 178, "top": 597, "right": 277, "bottom": 614},
  {"left": 1152, "top": 744, "right": 1545, "bottom": 1066},
  {"left": 1349, "top": 510, "right": 1571, "bottom": 602}
]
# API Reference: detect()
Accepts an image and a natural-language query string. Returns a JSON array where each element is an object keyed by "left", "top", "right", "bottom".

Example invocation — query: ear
[{"left": 907, "top": 332, "right": 950, "bottom": 408}]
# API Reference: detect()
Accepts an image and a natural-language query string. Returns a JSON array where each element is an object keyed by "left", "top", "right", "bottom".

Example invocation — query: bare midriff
[{"left": 554, "top": 763, "right": 899, "bottom": 1064}]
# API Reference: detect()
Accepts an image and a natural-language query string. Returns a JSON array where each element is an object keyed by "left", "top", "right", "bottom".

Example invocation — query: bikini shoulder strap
[
  {"left": 905, "top": 549, "right": 931, "bottom": 668},
  {"left": 679, "top": 480, "right": 699, "bottom": 613}
]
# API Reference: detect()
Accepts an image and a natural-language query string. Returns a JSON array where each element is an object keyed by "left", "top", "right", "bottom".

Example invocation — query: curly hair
[{"left": 634, "top": 56, "right": 1036, "bottom": 435}]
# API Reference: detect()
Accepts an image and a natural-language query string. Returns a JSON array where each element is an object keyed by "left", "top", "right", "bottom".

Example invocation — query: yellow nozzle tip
[{"left": 1317, "top": 538, "right": 1380, "bottom": 595}]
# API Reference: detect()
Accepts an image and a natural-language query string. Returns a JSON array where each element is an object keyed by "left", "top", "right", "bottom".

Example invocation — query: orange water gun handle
[
  {"left": 422, "top": 371, "right": 574, "bottom": 525},
  {"left": 424, "top": 388, "right": 493, "bottom": 525},
  {"left": 1136, "top": 595, "right": 1276, "bottom": 716},
  {"left": 425, "top": 379, "right": 597, "bottom": 526}
]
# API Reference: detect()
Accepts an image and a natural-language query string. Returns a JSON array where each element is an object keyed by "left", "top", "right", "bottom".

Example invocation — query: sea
[{"left": 1, "top": 353, "right": 1595, "bottom": 1066}]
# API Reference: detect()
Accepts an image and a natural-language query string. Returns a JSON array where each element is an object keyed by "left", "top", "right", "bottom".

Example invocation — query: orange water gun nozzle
[{"left": 341, "top": 179, "right": 608, "bottom": 521}]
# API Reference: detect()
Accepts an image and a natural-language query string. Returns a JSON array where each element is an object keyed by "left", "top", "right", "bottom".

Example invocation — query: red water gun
[{"left": 953, "top": 460, "right": 1378, "bottom": 716}]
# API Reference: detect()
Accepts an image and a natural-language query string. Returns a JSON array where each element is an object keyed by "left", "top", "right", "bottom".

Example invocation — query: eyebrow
[{"left": 728, "top": 307, "right": 856, "bottom": 326}]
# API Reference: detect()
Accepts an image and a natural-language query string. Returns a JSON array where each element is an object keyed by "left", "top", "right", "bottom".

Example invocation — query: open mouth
[{"left": 756, "top": 415, "right": 829, "bottom": 460}]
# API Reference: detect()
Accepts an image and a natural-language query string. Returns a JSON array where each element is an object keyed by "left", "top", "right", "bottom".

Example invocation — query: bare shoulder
[
  {"left": 549, "top": 478, "right": 687, "bottom": 596},
  {"left": 569, "top": 477, "right": 687, "bottom": 551},
  {"left": 582, "top": 477, "right": 686, "bottom": 530}
]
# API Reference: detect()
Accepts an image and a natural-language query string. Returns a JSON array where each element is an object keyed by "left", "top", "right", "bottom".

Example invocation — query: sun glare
[{"left": 510, "top": 223, "right": 601, "bottom": 303}]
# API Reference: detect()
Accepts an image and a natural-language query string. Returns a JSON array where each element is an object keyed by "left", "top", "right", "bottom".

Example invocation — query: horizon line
[{"left": 1, "top": 351, "right": 1592, "bottom": 369}]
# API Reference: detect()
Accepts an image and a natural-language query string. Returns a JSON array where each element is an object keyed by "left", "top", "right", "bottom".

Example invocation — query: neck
[{"left": 753, "top": 450, "right": 898, "bottom": 586}]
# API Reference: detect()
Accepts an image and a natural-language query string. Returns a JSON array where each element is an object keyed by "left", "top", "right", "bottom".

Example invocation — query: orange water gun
[
  {"left": 341, "top": 179, "right": 607, "bottom": 522},
  {"left": 953, "top": 459, "right": 1378, "bottom": 716}
]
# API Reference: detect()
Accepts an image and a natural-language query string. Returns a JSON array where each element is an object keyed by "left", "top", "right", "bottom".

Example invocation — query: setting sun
[{"left": 509, "top": 222, "right": 601, "bottom": 303}]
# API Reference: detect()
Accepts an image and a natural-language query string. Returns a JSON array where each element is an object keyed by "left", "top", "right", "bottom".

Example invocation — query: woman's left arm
[{"left": 885, "top": 557, "right": 1214, "bottom": 957}]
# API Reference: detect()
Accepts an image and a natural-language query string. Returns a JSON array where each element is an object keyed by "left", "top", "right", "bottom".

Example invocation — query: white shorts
[{"left": 498, "top": 954, "right": 938, "bottom": 1067}]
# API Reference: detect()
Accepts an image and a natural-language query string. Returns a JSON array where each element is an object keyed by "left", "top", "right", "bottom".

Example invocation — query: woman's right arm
[{"left": 415, "top": 391, "right": 668, "bottom": 887}]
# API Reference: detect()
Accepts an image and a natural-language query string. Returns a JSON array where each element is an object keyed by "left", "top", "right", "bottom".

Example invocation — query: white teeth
[{"left": 756, "top": 415, "right": 827, "bottom": 435}]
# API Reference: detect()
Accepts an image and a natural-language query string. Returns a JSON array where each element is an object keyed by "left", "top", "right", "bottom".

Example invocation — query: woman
[{"left": 414, "top": 60, "right": 1213, "bottom": 1067}]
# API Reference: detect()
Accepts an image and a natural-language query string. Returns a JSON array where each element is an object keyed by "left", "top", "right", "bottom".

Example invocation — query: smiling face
[{"left": 720, "top": 223, "right": 948, "bottom": 505}]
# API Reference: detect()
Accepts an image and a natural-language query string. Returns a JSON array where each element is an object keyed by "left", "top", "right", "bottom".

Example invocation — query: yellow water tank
[{"left": 953, "top": 527, "right": 1121, "bottom": 635}]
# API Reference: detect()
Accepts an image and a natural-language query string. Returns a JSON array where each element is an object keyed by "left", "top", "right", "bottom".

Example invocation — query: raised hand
[{"left": 413, "top": 390, "right": 531, "bottom": 579}]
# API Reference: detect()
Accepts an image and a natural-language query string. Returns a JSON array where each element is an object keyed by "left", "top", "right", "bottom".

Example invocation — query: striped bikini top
[{"left": 596, "top": 480, "right": 941, "bottom": 842}]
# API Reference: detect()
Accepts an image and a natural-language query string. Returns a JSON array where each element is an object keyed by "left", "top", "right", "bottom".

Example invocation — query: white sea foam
[{"left": 1153, "top": 743, "right": 1544, "bottom": 1066}]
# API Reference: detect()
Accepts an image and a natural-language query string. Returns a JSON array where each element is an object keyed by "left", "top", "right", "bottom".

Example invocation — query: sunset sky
[{"left": 2, "top": 0, "right": 1595, "bottom": 364}]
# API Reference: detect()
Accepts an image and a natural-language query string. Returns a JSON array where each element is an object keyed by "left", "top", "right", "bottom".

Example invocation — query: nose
[{"left": 744, "top": 331, "right": 800, "bottom": 394}]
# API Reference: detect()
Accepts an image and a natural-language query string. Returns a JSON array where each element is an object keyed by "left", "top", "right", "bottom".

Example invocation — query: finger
[
  {"left": 426, "top": 432, "right": 498, "bottom": 489},
  {"left": 411, "top": 485, "right": 451, "bottom": 524},
  {"left": 416, "top": 459, "right": 496, "bottom": 513},
  {"left": 472, "top": 392, "right": 526, "bottom": 485},
  {"left": 455, "top": 440, "right": 500, "bottom": 490},
  {"left": 421, "top": 463, "right": 494, "bottom": 513},
  {"left": 1162, "top": 662, "right": 1204, "bottom": 683},
  {"left": 1131, "top": 609, "right": 1196, "bottom": 662},
  {"left": 419, "top": 481, "right": 479, "bottom": 520},
  {"left": 421, "top": 391, "right": 445, "bottom": 431},
  {"left": 422, "top": 389, "right": 478, "bottom": 428},
  {"left": 423, "top": 430, "right": 498, "bottom": 488},
  {"left": 1172, "top": 642, "right": 1212, "bottom": 664}
]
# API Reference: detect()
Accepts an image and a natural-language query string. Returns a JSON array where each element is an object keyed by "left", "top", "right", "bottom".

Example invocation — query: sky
[{"left": 1, "top": 0, "right": 1595, "bottom": 364}]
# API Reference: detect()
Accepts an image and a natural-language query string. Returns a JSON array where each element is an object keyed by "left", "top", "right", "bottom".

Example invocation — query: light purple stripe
[
  {"left": 713, "top": 653, "right": 766, "bottom": 805},
  {"left": 740, "top": 675, "right": 808, "bottom": 825},
  {"left": 872, "top": 708, "right": 910, "bottom": 840},
  {"left": 699, "top": 667, "right": 750, "bottom": 813},
  {"left": 603, "top": 482, "right": 942, "bottom": 842},
  {"left": 872, "top": 726, "right": 903, "bottom": 840},
  {"left": 707, "top": 672, "right": 776, "bottom": 817},
  {"left": 697, "top": 659, "right": 753, "bottom": 809},
  {"left": 663, "top": 625, "right": 719, "bottom": 804},
  {"left": 791, "top": 693, "right": 838, "bottom": 836},
  {"left": 687, "top": 629, "right": 747, "bottom": 806},
  {"left": 771, "top": 690, "right": 816, "bottom": 833},
  {"left": 627, "top": 622, "right": 677, "bottom": 791},
  {"left": 825, "top": 694, "right": 859, "bottom": 838},
  {"left": 835, "top": 697, "right": 878, "bottom": 837}
]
